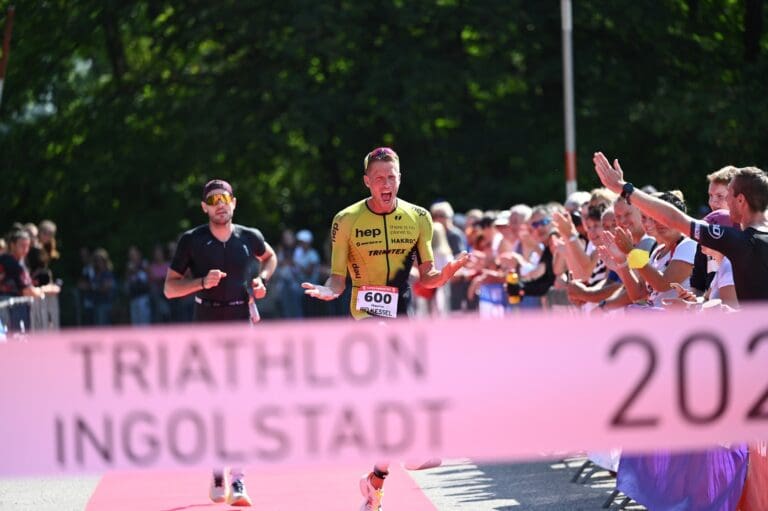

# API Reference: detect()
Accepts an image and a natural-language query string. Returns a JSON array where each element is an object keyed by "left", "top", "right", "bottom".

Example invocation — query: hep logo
[
  {"left": 355, "top": 228, "right": 382, "bottom": 238},
  {"left": 708, "top": 223, "right": 724, "bottom": 239},
  {"left": 331, "top": 222, "right": 339, "bottom": 242}
]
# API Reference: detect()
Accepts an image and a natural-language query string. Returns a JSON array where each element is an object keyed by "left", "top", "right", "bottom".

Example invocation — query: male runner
[
  {"left": 164, "top": 179, "right": 277, "bottom": 507},
  {"left": 302, "top": 147, "right": 469, "bottom": 511}
]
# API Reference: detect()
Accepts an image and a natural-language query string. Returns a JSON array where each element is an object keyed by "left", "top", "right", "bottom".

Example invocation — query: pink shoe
[{"left": 359, "top": 473, "right": 383, "bottom": 511}]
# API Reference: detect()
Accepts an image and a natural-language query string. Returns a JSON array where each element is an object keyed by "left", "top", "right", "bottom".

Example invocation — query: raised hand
[
  {"left": 552, "top": 210, "right": 577, "bottom": 238},
  {"left": 596, "top": 244, "right": 624, "bottom": 272},
  {"left": 593, "top": 151, "right": 625, "bottom": 194},
  {"left": 612, "top": 226, "right": 635, "bottom": 255},
  {"left": 601, "top": 232, "right": 629, "bottom": 263}
]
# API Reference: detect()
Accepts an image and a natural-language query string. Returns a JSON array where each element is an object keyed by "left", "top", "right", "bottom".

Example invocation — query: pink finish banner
[{"left": 1, "top": 308, "right": 767, "bottom": 477}]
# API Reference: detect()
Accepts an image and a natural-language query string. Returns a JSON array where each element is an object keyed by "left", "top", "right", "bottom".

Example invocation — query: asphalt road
[{"left": 0, "top": 457, "right": 647, "bottom": 511}]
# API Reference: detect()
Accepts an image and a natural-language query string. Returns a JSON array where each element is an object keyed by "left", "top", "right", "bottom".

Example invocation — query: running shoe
[
  {"left": 227, "top": 478, "right": 253, "bottom": 507},
  {"left": 209, "top": 471, "right": 228, "bottom": 503},
  {"left": 359, "top": 472, "right": 384, "bottom": 511}
]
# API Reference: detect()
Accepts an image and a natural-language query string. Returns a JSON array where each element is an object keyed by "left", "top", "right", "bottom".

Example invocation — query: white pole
[{"left": 561, "top": 0, "right": 577, "bottom": 198}]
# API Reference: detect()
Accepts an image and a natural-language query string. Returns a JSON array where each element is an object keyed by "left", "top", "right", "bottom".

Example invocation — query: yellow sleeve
[
  {"left": 330, "top": 211, "right": 351, "bottom": 277},
  {"left": 416, "top": 211, "right": 435, "bottom": 265}
]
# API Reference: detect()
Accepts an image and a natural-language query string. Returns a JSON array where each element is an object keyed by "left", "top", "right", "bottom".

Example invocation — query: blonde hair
[
  {"left": 430, "top": 201, "right": 454, "bottom": 218},
  {"left": 707, "top": 166, "right": 737, "bottom": 185},
  {"left": 589, "top": 187, "right": 619, "bottom": 207}
]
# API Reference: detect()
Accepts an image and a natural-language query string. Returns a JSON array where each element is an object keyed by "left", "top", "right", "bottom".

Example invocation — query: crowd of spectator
[{"left": 3, "top": 160, "right": 767, "bottom": 331}]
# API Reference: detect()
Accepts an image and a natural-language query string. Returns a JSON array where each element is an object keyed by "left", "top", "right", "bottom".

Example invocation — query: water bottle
[
  {"left": 506, "top": 271, "right": 522, "bottom": 305},
  {"left": 249, "top": 300, "right": 261, "bottom": 324},
  {"left": 247, "top": 285, "right": 261, "bottom": 324}
]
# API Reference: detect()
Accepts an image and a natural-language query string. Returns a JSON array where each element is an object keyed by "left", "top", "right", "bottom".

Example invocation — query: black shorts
[{"left": 193, "top": 303, "right": 249, "bottom": 323}]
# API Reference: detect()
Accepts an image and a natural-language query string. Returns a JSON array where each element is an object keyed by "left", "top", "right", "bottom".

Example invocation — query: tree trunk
[
  {"left": 102, "top": 3, "right": 127, "bottom": 81},
  {"left": 744, "top": 0, "right": 763, "bottom": 63}
]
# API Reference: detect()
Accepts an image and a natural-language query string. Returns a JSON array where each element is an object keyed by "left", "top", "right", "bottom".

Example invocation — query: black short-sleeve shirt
[
  {"left": 690, "top": 221, "right": 768, "bottom": 302},
  {"left": 0, "top": 254, "right": 32, "bottom": 296},
  {"left": 170, "top": 224, "right": 266, "bottom": 302}
]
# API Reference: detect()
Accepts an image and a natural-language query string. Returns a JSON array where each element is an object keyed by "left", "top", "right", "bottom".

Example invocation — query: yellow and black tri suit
[{"left": 330, "top": 198, "right": 435, "bottom": 319}]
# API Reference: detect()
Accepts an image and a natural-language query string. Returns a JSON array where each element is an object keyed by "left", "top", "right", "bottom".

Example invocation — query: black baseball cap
[{"left": 202, "top": 179, "right": 233, "bottom": 200}]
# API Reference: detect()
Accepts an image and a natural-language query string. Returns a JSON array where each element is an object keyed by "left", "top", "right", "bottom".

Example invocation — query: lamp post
[{"left": 561, "top": 0, "right": 577, "bottom": 197}]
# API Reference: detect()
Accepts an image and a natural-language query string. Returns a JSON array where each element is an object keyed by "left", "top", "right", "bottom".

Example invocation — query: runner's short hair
[{"left": 363, "top": 147, "right": 399, "bottom": 173}]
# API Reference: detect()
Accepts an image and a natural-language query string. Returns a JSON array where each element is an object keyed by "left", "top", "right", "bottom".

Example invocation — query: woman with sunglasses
[{"left": 164, "top": 179, "right": 278, "bottom": 507}]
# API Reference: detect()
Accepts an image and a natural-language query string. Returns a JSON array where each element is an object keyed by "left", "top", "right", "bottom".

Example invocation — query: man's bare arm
[{"left": 593, "top": 152, "right": 694, "bottom": 235}]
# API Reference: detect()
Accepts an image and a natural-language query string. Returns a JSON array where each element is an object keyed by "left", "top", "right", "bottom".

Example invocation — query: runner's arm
[
  {"left": 418, "top": 251, "right": 470, "bottom": 289},
  {"left": 164, "top": 267, "right": 206, "bottom": 298},
  {"left": 303, "top": 212, "right": 348, "bottom": 300},
  {"left": 256, "top": 241, "right": 277, "bottom": 282}
]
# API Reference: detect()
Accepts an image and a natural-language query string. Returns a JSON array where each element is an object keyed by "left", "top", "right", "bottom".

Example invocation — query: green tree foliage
[{"left": 1, "top": 0, "right": 766, "bottom": 280}]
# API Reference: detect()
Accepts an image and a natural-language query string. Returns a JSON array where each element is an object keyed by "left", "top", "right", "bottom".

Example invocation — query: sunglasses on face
[
  {"left": 531, "top": 217, "right": 552, "bottom": 229},
  {"left": 364, "top": 147, "right": 399, "bottom": 170},
  {"left": 204, "top": 192, "right": 233, "bottom": 206}
]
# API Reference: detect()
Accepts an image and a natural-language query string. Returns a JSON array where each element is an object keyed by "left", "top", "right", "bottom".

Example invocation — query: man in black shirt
[
  {"left": 593, "top": 153, "right": 768, "bottom": 302},
  {"left": 164, "top": 179, "right": 277, "bottom": 506}
]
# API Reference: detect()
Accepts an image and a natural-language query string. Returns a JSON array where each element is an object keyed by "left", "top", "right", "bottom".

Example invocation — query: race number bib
[{"left": 356, "top": 285, "right": 399, "bottom": 318}]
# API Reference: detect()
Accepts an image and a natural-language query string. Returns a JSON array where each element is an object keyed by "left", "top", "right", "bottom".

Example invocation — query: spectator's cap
[
  {"left": 704, "top": 209, "right": 734, "bottom": 228},
  {"left": 296, "top": 229, "right": 313, "bottom": 244},
  {"left": 494, "top": 210, "right": 511, "bottom": 226},
  {"left": 202, "top": 179, "right": 233, "bottom": 200}
]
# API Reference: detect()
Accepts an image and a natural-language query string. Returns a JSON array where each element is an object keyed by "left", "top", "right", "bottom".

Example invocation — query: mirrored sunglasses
[{"left": 204, "top": 192, "right": 233, "bottom": 205}]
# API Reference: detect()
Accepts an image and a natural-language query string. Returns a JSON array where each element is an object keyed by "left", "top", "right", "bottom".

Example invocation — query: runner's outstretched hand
[
  {"left": 302, "top": 282, "right": 340, "bottom": 300},
  {"left": 440, "top": 251, "right": 471, "bottom": 283}
]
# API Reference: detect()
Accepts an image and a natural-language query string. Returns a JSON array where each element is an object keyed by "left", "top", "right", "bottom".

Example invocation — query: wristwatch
[{"left": 621, "top": 182, "right": 635, "bottom": 205}]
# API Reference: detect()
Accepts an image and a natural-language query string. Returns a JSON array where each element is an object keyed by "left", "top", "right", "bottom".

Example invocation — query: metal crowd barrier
[{"left": 0, "top": 295, "right": 60, "bottom": 338}]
